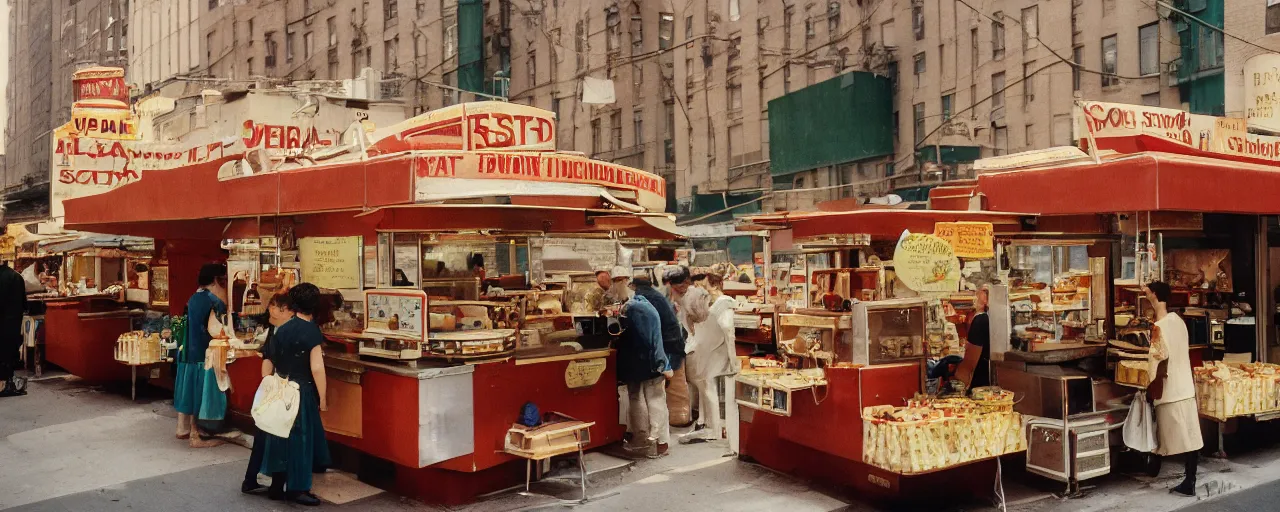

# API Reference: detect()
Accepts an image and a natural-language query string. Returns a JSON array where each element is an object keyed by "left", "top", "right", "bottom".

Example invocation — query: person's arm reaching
[{"left": 310, "top": 345, "right": 328, "bottom": 411}]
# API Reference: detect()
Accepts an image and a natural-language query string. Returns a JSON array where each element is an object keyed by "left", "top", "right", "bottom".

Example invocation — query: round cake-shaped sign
[{"left": 893, "top": 232, "right": 960, "bottom": 293}]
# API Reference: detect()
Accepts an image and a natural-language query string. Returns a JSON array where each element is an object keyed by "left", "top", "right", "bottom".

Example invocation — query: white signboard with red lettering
[
  {"left": 1074, "top": 100, "right": 1280, "bottom": 165},
  {"left": 413, "top": 151, "right": 667, "bottom": 212},
  {"left": 370, "top": 102, "right": 556, "bottom": 154}
]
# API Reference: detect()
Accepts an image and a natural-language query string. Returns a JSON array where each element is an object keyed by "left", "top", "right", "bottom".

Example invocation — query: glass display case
[
  {"left": 850, "top": 298, "right": 929, "bottom": 366},
  {"left": 1004, "top": 243, "right": 1105, "bottom": 349}
]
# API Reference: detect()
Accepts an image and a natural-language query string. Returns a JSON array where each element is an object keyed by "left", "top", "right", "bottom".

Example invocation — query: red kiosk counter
[
  {"left": 59, "top": 102, "right": 679, "bottom": 505},
  {"left": 733, "top": 209, "right": 1032, "bottom": 504},
  {"left": 974, "top": 143, "right": 1280, "bottom": 462},
  {"left": 38, "top": 238, "right": 154, "bottom": 384}
]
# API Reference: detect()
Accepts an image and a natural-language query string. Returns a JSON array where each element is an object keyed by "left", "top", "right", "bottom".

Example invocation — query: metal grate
[{"left": 1075, "top": 431, "right": 1108, "bottom": 454}]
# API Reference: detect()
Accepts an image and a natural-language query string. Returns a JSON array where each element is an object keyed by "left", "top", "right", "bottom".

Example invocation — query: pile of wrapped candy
[
  {"left": 862, "top": 396, "right": 1026, "bottom": 474},
  {"left": 1195, "top": 361, "right": 1280, "bottom": 420}
]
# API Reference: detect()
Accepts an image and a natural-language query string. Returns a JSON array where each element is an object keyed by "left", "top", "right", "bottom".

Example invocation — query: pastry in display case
[
  {"left": 735, "top": 366, "right": 827, "bottom": 417},
  {"left": 358, "top": 289, "right": 428, "bottom": 360},
  {"left": 426, "top": 298, "right": 521, "bottom": 360},
  {"left": 850, "top": 298, "right": 928, "bottom": 366},
  {"left": 776, "top": 311, "right": 853, "bottom": 367},
  {"left": 1004, "top": 244, "right": 1105, "bottom": 350}
]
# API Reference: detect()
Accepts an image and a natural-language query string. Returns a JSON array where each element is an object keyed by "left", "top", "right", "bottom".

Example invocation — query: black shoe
[
  {"left": 1170, "top": 481, "right": 1196, "bottom": 497},
  {"left": 240, "top": 481, "right": 264, "bottom": 494},
  {"left": 289, "top": 492, "right": 322, "bottom": 506}
]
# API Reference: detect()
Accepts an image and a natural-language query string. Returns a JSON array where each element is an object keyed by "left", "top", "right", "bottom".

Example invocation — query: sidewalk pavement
[{"left": 9, "top": 372, "right": 1280, "bottom": 512}]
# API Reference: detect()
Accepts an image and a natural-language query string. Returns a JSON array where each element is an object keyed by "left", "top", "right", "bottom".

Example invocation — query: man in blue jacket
[
  {"left": 632, "top": 274, "right": 685, "bottom": 371},
  {"left": 611, "top": 271, "right": 673, "bottom": 458}
]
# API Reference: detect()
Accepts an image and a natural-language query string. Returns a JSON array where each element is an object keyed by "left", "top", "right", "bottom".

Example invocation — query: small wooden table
[{"left": 504, "top": 420, "right": 595, "bottom": 504}]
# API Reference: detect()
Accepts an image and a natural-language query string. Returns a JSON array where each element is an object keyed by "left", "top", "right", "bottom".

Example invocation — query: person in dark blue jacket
[
  {"left": 610, "top": 272, "right": 673, "bottom": 458},
  {"left": 632, "top": 274, "right": 685, "bottom": 371}
]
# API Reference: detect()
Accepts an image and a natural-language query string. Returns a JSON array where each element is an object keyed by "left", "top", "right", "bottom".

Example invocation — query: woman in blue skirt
[
  {"left": 259, "top": 283, "right": 331, "bottom": 506},
  {"left": 174, "top": 263, "right": 229, "bottom": 448}
]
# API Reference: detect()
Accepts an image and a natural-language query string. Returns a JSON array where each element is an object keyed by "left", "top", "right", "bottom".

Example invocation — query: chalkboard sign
[{"left": 363, "top": 289, "right": 427, "bottom": 340}]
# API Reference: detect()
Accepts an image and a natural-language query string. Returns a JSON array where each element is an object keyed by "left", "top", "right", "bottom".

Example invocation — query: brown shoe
[
  {"left": 189, "top": 437, "right": 225, "bottom": 449},
  {"left": 649, "top": 443, "right": 669, "bottom": 458}
]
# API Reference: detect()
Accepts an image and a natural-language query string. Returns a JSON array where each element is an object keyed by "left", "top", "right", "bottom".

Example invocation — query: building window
[
  {"left": 414, "top": 34, "right": 424, "bottom": 61},
  {"left": 247, "top": 57, "right": 254, "bottom": 76},
  {"left": 728, "top": 83, "right": 742, "bottom": 111},
  {"left": 208, "top": 31, "right": 216, "bottom": 65},
  {"left": 992, "top": 72, "right": 1005, "bottom": 109},
  {"left": 528, "top": 50, "right": 537, "bottom": 87},
  {"left": 1139, "top": 23, "right": 1159, "bottom": 76},
  {"left": 941, "top": 94, "right": 953, "bottom": 121},
  {"left": 994, "top": 126, "right": 1008, "bottom": 156},
  {"left": 729, "top": 0, "right": 740, "bottom": 22},
  {"left": 1023, "top": 62, "right": 1034, "bottom": 106},
  {"left": 634, "top": 110, "right": 644, "bottom": 147},
  {"left": 881, "top": 20, "right": 895, "bottom": 48},
  {"left": 687, "top": 15, "right": 695, "bottom": 41},
  {"left": 607, "top": 9, "right": 621, "bottom": 52},
  {"left": 992, "top": 14, "right": 1005, "bottom": 60},
  {"left": 1072, "top": 46, "right": 1083, "bottom": 91},
  {"left": 1021, "top": 6, "right": 1038, "bottom": 50},
  {"left": 1269, "top": 1, "right": 1280, "bottom": 35},
  {"left": 827, "top": 2, "right": 840, "bottom": 39},
  {"left": 660, "top": 13, "right": 674, "bottom": 49},
  {"left": 328, "top": 17, "right": 337, "bottom": 47},
  {"left": 611, "top": 111, "right": 622, "bottom": 151},
  {"left": 725, "top": 36, "right": 741, "bottom": 71},
  {"left": 591, "top": 118, "right": 602, "bottom": 154},
  {"left": 575, "top": 21, "right": 585, "bottom": 69},
  {"left": 386, "top": 37, "right": 398, "bottom": 71},
  {"left": 1198, "top": 25, "right": 1223, "bottom": 70},
  {"left": 912, "top": 4, "right": 924, "bottom": 41},
  {"left": 970, "top": 28, "right": 978, "bottom": 72},
  {"left": 265, "top": 32, "right": 278, "bottom": 68},
  {"left": 729, "top": 123, "right": 744, "bottom": 165},
  {"left": 551, "top": 97, "right": 561, "bottom": 122},
  {"left": 913, "top": 52, "right": 925, "bottom": 88},
  {"left": 385, "top": 0, "right": 397, "bottom": 21},
  {"left": 248, "top": 18, "right": 255, "bottom": 42},
  {"left": 627, "top": 13, "right": 640, "bottom": 56},
  {"left": 1101, "top": 34, "right": 1118, "bottom": 86},
  {"left": 1142, "top": 92, "right": 1160, "bottom": 106},
  {"left": 783, "top": 8, "right": 793, "bottom": 49},
  {"left": 913, "top": 102, "right": 925, "bottom": 145},
  {"left": 305, "top": 32, "right": 314, "bottom": 59},
  {"left": 445, "top": 20, "right": 458, "bottom": 59}
]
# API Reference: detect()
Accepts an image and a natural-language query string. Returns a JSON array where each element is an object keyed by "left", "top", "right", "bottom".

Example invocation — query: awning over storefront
[
  {"left": 746, "top": 209, "right": 1029, "bottom": 239},
  {"left": 978, "top": 151, "right": 1280, "bottom": 215}
]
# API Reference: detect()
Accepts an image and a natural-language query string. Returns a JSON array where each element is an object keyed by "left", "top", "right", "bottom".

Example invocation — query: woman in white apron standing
[{"left": 679, "top": 265, "right": 742, "bottom": 453}]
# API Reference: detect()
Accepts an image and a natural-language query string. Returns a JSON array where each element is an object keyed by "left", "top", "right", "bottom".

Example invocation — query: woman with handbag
[
  {"left": 174, "top": 263, "right": 230, "bottom": 448},
  {"left": 241, "top": 293, "right": 294, "bottom": 494},
  {"left": 259, "top": 283, "right": 331, "bottom": 506},
  {"left": 1143, "top": 282, "right": 1202, "bottom": 497}
]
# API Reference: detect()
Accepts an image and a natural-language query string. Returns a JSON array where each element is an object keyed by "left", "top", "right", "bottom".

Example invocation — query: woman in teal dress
[
  {"left": 260, "top": 283, "right": 331, "bottom": 506},
  {"left": 174, "top": 263, "right": 229, "bottom": 448}
]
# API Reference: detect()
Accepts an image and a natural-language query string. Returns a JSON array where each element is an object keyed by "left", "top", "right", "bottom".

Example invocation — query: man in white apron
[{"left": 1144, "top": 281, "right": 1202, "bottom": 497}]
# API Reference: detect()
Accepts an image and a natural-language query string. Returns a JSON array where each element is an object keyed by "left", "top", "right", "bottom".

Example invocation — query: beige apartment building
[
  {"left": 1224, "top": 0, "right": 1279, "bottom": 120},
  {"left": 4, "top": 0, "right": 127, "bottom": 223},
  {"left": 501, "top": 0, "right": 1182, "bottom": 214},
  {"left": 118, "top": 0, "right": 1184, "bottom": 218},
  {"left": 129, "top": 0, "right": 472, "bottom": 113}
]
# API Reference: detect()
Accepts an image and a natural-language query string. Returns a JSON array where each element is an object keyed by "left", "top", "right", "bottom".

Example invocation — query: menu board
[
  {"left": 933, "top": 222, "right": 994, "bottom": 259},
  {"left": 299, "top": 236, "right": 363, "bottom": 290},
  {"left": 364, "top": 289, "right": 427, "bottom": 339}
]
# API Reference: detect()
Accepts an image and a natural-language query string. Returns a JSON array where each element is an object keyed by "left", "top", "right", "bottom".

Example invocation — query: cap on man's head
[{"left": 610, "top": 265, "right": 631, "bottom": 280}]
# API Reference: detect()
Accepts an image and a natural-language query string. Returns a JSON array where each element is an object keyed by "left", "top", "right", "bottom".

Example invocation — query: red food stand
[{"left": 59, "top": 100, "right": 678, "bottom": 504}]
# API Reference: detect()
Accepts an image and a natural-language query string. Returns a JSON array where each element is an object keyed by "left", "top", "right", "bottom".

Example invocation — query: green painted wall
[
  {"left": 768, "top": 71, "right": 894, "bottom": 177},
  {"left": 458, "top": 0, "right": 485, "bottom": 93},
  {"left": 1174, "top": 0, "right": 1225, "bottom": 115}
]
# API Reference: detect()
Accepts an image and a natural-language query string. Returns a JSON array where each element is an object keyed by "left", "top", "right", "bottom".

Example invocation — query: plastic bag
[
  {"left": 1123, "top": 391, "right": 1157, "bottom": 453},
  {"left": 252, "top": 373, "right": 301, "bottom": 438}
]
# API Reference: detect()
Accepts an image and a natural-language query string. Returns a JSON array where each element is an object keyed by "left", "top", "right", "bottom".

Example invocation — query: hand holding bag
[
  {"left": 1123, "top": 390, "right": 1158, "bottom": 453},
  {"left": 251, "top": 373, "right": 301, "bottom": 438}
]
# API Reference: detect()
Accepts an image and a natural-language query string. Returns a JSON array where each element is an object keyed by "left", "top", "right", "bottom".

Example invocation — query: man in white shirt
[{"left": 1144, "top": 281, "right": 1202, "bottom": 497}]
